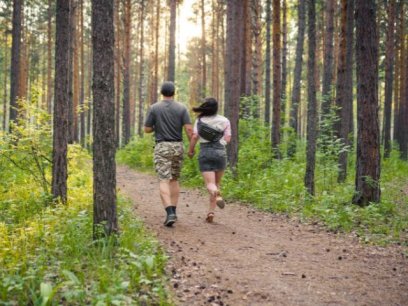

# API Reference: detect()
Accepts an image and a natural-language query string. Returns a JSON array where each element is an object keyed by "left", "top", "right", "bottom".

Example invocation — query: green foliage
[
  {"left": 0, "top": 108, "right": 172, "bottom": 304},
  {"left": 116, "top": 135, "right": 155, "bottom": 171},
  {"left": 0, "top": 100, "right": 52, "bottom": 194},
  {"left": 119, "top": 118, "right": 408, "bottom": 245}
]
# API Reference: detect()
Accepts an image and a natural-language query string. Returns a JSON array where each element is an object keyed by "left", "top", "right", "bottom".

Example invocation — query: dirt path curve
[{"left": 117, "top": 165, "right": 408, "bottom": 306}]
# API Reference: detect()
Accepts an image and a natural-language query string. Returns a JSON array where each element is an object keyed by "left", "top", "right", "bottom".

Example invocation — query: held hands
[{"left": 188, "top": 150, "right": 195, "bottom": 158}]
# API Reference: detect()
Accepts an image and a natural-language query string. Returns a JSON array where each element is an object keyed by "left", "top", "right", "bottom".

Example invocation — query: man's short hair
[{"left": 160, "top": 81, "right": 175, "bottom": 97}]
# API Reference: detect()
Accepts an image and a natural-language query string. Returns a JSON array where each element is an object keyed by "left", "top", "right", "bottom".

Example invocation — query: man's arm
[
  {"left": 184, "top": 124, "right": 193, "bottom": 141},
  {"left": 188, "top": 133, "right": 199, "bottom": 158}
]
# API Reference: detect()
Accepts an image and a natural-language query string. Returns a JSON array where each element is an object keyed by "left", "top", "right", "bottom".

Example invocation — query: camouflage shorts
[{"left": 153, "top": 142, "right": 184, "bottom": 181}]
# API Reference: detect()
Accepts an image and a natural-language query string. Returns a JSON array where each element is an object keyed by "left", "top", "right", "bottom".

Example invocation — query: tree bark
[
  {"left": 281, "top": 0, "right": 288, "bottom": 129},
  {"left": 320, "top": 0, "right": 335, "bottom": 118},
  {"left": 225, "top": 0, "right": 243, "bottom": 174},
  {"left": 288, "top": 0, "right": 306, "bottom": 157},
  {"left": 304, "top": 0, "right": 317, "bottom": 196},
  {"left": 251, "top": 0, "right": 262, "bottom": 118},
  {"left": 335, "top": 0, "right": 354, "bottom": 183},
  {"left": 92, "top": 0, "right": 117, "bottom": 237},
  {"left": 201, "top": 0, "right": 206, "bottom": 96},
  {"left": 152, "top": 0, "right": 160, "bottom": 104},
  {"left": 271, "top": 0, "right": 281, "bottom": 158},
  {"left": 396, "top": 2, "right": 406, "bottom": 156},
  {"left": 383, "top": 0, "right": 396, "bottom": 158},
  {"left": 400, "top": 35, "right": 408, "bottom": 160},
  {"left": 122, "top": 0, "right": 131, "bottom": 146},
  {"left": 137, "top": 0, "right": 145, "bottom": 137},
  {"left": 80, "top": 0, "right": 85, "bottom": 147},
  {"left": 9, "top": 0, "right": 23, "bottom": 127},
  {"left": 3, "top": 30, "right": 8, "bottom": 131},
  {"left": 52, "top": 0, "right": 70, "bottom": 203},
  {"left": 167, "top": 0, "right": 176, "bottom": 81},
  {"left": 114, "top": 0, "right": 121, "bottom": 147},
  {"left": 264, "top": 0, "right": 271, "bottom": 125},
  {"left": 72, "top": 0, "right": 79, "bottom": 143},
  {"left": 47, "top": 0, "right": 53, "bottom": 114},
  {"left": 353, "top": 0, "right": 381, "bottom": 206}
]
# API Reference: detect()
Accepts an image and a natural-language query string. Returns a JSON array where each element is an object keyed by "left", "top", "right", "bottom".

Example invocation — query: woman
[{"left": 188, "top": 97, "right": 231, "bottom": 223}]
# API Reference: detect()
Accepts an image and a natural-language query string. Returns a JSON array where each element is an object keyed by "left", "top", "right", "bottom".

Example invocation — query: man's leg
[
  {"left": 154, "top": 143, "right": 177, "bottom": 226},
  {"left": 169, "top": 179, "right": 180, "bottom": 207},
  {"left": 159, "top": 180, "right": 172, "bottom": 208},
  {"left": 159, "top": 180, "right": 177, "bottom": 226}
]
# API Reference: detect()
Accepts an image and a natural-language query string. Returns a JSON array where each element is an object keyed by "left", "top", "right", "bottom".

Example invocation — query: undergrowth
[{"left": 0, "top": 104, "right": 172, "bottom": 305}]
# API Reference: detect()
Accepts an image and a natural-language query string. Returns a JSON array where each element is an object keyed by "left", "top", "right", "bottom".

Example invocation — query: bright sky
[{"left": 178, "top": 0, "right": 202, "bottom": 53}]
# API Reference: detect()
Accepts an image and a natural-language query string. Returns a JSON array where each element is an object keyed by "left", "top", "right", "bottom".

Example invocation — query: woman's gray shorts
[{"left": 198, "top": 142, "right": 227, "bottom": 172}]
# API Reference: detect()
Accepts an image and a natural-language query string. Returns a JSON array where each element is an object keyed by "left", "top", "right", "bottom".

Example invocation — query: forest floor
[{"left": 117, "top": 165, "right": 408, "bottom": 306}]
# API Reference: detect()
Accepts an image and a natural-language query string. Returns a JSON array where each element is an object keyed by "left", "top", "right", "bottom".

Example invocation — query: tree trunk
[
  {"left": 67, "top": 0, "right": 76, "bottom": 144},
  {"left": 353, "top": 0, "right": 381, "bottom": 206},
  {"left": 47, "top": 0, "right": 53, "bottom": 114},
  {"left": 137, "top": 0, "right": 145, "bottom": 137},
  {"left": 86, "top": 40, "right": 92, "bottom": 138},
  {"left": 3, "top": 30, "right": 8, "bottom": 131},
  {"left": 335, "top": 0, "right": 354, "bottom": 183},
  {"left": 400, "top": 36, "right": 408, "bottom": 160},
  {"left": 304, "top": 0, "right": 317, "bottom": 196},
  {"left": 211, "top": 0, "right": 218, "bottom": 100},
  {"left": 9, "top": 0, "right": 22, "bottom": 126},
  {"left": 393, "top": 1, "right": 401, "bottom": 143},
  {"left": 264, "top": 0, "right": 271, "bottom": 125},
  {"left": 320, "top": 0, "right": 335, "bottom": 118},
  {"left": 201, "top": 0, "right": 206, "bottom": 95},
  {"left": 72, "top": 0, "right": 79, "bottom": 143},
  {"left": 167, "top": 0, "right": 176, "bottom": 81},
  {"left": 396, "top": 2, "right": 405, "bottom": 156},
  {"left": 114, "top": 0, "right": 121, "bottom": 147},
  {"left": 383, "top": 0, "right": 396, "bottom": 158},
  {"left": 281, "top": 0, "right": 288, "bottom": 130},
  {"left": 251, "top": 0, "right": 262, "bottom": 118},
  {"left": 52, "top": 0, "right": 70, "bottom": 203},
  {"left": 122, "top": 0, "right": 131, "bottom": 146},
  {"left": 79, "top": 0, "right": 85, "bottom": 147},
  {"left": 271, "top": 0, "right": 281, "bottom": 158},
  {"left": 92, "top": 0, "right": 117, "bottom": 237},
  {"left": 225, "top": 0, "right": 243, "bottom": 174},
  {"left": 18, "top": 9, "right": 27, "bottom": 104},
  {"left": 152, "top": 0, "right": 160, "bottom": 103},
  {"left": 288, "top": 0, "right": 306, "bottom": 158}
]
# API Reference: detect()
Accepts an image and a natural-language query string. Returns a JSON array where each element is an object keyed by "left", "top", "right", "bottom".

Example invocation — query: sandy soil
[{"left": 117, "top": 165, "right": 408, "bottom": 306}]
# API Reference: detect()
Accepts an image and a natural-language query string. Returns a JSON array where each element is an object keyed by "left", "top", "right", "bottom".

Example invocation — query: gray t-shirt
[{"left": 144, "top": 100, "right": 191, "bottom": 142}]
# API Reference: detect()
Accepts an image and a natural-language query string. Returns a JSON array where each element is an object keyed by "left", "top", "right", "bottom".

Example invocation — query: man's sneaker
[{"left": 164, "top": 214, "right": 177, "bottom": 227}]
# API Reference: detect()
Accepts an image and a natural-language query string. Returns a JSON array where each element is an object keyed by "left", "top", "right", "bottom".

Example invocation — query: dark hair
[
  {"left": 192, "top": 97, "right": 219, "bottom": 117},
  {"left": 160, "top": 81, "right": 175, "bottom": 97}
]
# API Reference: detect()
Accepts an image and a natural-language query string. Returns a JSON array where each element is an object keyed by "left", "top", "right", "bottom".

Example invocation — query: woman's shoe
[
  {"left": 206, "top": 212, "right": 215, "bottom": 223},
  {"left": 216, "top": 195, "right": 225, "bottom": 209}
]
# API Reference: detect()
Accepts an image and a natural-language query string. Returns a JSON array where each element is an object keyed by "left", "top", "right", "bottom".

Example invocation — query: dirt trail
[{"left": 117, "top": 165, "right": 408, "bottom": 306}]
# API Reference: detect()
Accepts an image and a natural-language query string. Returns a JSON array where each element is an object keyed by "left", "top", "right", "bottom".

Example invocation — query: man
[{"left": 144, "top": 81, "right": 193, "bottom": 226}]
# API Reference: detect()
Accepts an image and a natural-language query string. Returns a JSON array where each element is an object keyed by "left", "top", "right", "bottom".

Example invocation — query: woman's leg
[
  {"left": 215, "top": 170, "right": 225, "bottom": 190},
  {"left": 214, "top": 170, "right": 226, "bottom": 208},
  {"left": 202, "top": 171, "right": 217, "bottom": 213}
]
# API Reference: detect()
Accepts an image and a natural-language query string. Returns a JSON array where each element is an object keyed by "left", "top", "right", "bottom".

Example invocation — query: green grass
[
  {"left": 0, "top": 143, "right": 172, "bottom": 305},
  {"left": 118, "top": 120, "right": 408, "bottom": 246}
]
